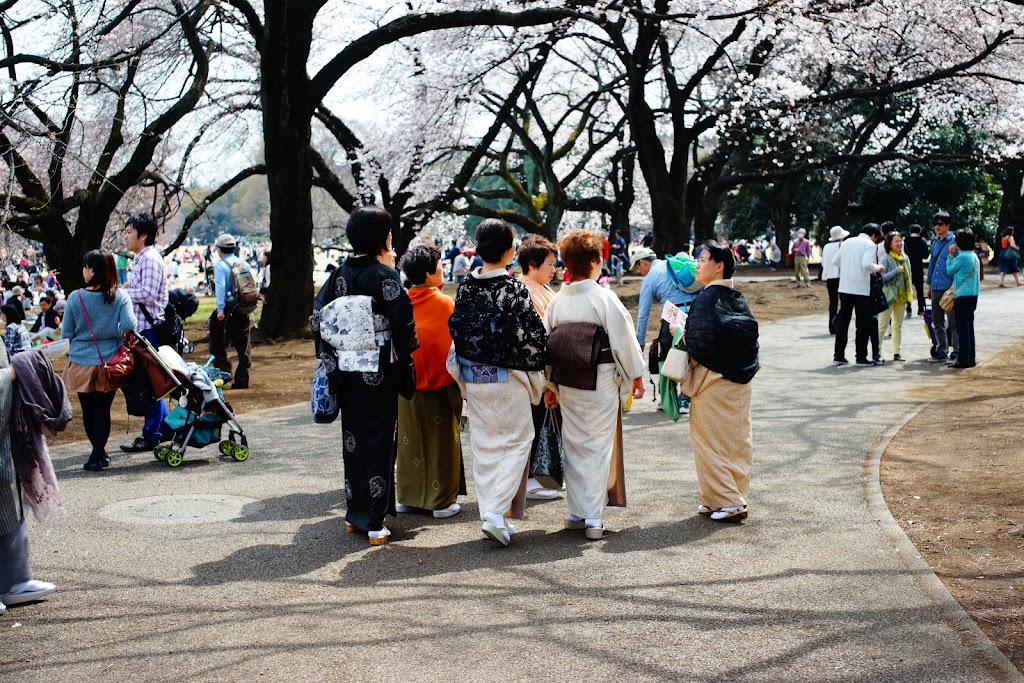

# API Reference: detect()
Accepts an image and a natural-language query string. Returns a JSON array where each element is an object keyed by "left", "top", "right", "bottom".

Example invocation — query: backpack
[
  {"left": 664, "top": 253, "right": 704, "bottom": 294},
  {"left": 230, "top": 258, "right": 259, "bottom": 314}
]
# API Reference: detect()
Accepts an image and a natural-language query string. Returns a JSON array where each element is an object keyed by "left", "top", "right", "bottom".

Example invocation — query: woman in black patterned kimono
[{"left": 311, "top": 207, "right": 418, "bottom": 545}]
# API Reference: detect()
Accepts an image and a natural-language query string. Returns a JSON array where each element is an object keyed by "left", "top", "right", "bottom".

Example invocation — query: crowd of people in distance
[
  {"left": 826, "top": 211, "right": 989, "bottom": 369},
  {"left": 312, "top": 208, "right": 761, "bottom": 547}
]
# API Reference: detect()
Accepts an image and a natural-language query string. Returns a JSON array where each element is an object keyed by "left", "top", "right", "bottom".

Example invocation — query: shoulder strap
[
  {"left": 138, "top": 303, "right": 155, "bottom": 324},
  {"left": 78, "top": 293, "right": 107, "bottom": 366}
]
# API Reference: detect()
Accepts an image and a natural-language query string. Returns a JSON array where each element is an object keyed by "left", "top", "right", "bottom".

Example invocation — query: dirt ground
[
  {"left": 46, "top": 264, "right": 1021, "bottom": 670},
  {"left": 881, "top": 342, "right": 1024, "bottom": 670}
]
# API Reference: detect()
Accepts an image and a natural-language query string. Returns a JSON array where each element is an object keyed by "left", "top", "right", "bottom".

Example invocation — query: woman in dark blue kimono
[{"left": 312, "top": 207, "right": 418, "bottom": 545}]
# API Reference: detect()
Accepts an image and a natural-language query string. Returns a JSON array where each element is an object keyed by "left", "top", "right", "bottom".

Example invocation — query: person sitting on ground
[
  {"left": 394, "top": 245, "right": 465, "bottom": 520},
  {"left": 679, "top": 240, "right": 759, "bottom": 523},
  {"left": 543, "top": 230, "right": 645, "bottom": 540},
  {"left": 878, "top": 231, "right": 913, "bottom": 362},
  {"left": 946, "top": 229, "right": 981, "bottom": 369},
  {"left": 515, "top": 235, "right": 561, "bottom": 501},
  {"left": 448, "top": 219, "right": 547, "bottom": 547},
  {"left": 29, "top": 296, "right": 60, "bottom": 339},
  {"left": 1, "top": 305, "right": 31, "bottom": 357}
]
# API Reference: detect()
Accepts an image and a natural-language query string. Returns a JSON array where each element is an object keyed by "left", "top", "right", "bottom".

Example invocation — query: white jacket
[
  {"left": 821, "top": 241, "right": 842, "bottom": 280},
  {"left": 834, "top": 234, "right": 884, "bottom": 296}
]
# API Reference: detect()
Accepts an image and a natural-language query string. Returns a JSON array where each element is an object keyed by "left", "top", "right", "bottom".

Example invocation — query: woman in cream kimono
[
  {"left": 448, "top": 220, "right": 547, "bottom": 546},
  {"left": 543, "top": 230, "right": 645, "bottom": 540}
]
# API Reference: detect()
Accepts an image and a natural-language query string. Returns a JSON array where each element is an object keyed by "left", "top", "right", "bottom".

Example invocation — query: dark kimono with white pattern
[
  {"left": 448, "top": 273, "right": 546, "bottom": 370},
  {"left": 311, "top": 255, "right": 418, "bottom": 532}
]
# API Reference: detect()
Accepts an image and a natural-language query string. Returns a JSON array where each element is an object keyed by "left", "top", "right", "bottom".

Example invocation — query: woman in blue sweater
[
  {"left": 62, "top": 250, "right": 137, "bottom": 470},
  {"left": 945, "top": 230, "right": 981, "bottom": 369}
]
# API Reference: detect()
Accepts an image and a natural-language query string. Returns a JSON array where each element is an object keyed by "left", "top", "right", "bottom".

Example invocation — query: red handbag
[{"left": 79, "top": 294, "right": 135, "bottom": 381}]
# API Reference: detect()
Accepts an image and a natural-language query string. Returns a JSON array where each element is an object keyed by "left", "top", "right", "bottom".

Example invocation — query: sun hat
[
  {"left": 629, "top": 247, "right": 658, "bottom": 270},
  {"left": 829, "top": 226, "right": 850, "bottom": 240}
]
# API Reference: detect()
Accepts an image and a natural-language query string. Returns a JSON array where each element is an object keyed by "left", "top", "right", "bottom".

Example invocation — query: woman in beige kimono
[
  {"left": 516, "top": 235, "right": 561, "bottom": 500},
  {"left": 543, "top": 230, "right": 645, "bottom": 539},
  {"left": 448, "top": 220, "right": 547, "bottom": 546},
  {"left": 679, "top": 240, "right": 759, "bottom": 522}
]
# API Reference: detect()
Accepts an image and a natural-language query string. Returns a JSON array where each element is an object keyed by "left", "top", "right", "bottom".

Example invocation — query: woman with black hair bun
[
  {"left": 448, "top": 219, "right": 547, "bottom": 546},
  {"left": 679, "top": 240, "right": 759, "bottom": 523},
  {"left": 311, "top": 206, "right": 418, "bottom": 546}
]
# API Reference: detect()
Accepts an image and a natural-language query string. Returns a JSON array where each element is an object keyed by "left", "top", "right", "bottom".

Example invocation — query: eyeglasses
[{"left": 933, "top": 221, "right": 948, "bottom": 226}]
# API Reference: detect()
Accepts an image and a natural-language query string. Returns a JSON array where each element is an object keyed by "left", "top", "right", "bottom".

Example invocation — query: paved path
[{"left": 4, "top": 289, "right": 1024, "bottom": 682}]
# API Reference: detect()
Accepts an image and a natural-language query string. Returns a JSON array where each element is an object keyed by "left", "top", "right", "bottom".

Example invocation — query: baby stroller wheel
[
  {"left": 154, "top": 445, "right": 171, "bottom": 462},
  {"left": 218, "top": 440, "right": 234, "bottom": 457},
  {"left": 231, "top": 444, "right": 249, "bottom": 462},
  {"left": 165, "top": 450, "right": 184, "bottom": 467}
]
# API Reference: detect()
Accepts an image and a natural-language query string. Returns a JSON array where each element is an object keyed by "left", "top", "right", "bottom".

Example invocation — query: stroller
[{"left": 130, "top": 333, "right": 249, "bottom": 468}]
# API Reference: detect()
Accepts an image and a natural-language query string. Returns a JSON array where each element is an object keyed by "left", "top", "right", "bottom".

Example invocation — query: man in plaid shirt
[{"left": 120, "top": 213, "right": 170, "bottom": 453}]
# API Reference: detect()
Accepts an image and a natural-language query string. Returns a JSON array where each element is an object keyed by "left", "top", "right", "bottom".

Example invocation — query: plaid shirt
[{"left": 125, "top": 245, "right": 168, "bottom": 331}]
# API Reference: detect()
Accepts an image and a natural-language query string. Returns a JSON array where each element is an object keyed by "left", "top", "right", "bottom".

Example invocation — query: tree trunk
[
  {"left": 772, "top": 178, "right": 794, "bottom": 260},
  {"left": 40, "top": 220, "right": 86, "bottom": 292},
  {"left": 257, "top": 3, "right": 316, "bottom": 339},
  {"left": 998, "top": 159, "right": 1024, "bottom": 228}
]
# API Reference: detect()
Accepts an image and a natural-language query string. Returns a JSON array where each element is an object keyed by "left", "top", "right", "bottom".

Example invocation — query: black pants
[
  {"left": 78, "top": 391, "right": 115, "bottom": 461},
  {"left": 209, "top": 309, "right": 252, "bottom": 386},
  {"left": 826, "top": 278, "right": 840, "bottom": 334},
  {"left": 911, "top": 266, "right": 925, "bottom": 313},
  {"left": 953, "top": 296, "right": 978, "bottom": 366},
  {"left": 834, "top": 293, "right": 872, "bottom": 362}
]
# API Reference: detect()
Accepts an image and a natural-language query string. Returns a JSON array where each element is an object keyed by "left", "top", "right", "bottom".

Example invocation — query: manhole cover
[{"left": 100, "top": 494, "right": 264, "bottom": 525}]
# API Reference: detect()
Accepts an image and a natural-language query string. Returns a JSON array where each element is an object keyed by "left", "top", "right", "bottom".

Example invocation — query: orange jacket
[{"left": 408, "top": 286, "right": 456, "bottom": 391}]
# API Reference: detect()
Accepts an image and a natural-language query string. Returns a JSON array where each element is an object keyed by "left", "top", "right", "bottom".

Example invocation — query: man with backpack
[
  {"left": 630, "top": 246, "right": 701, "bottom": 414},
  {"left": 210, "top": 233, "right": 256, "bottom": 389}
]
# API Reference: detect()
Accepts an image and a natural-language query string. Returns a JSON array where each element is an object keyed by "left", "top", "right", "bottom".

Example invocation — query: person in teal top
[{"left": 945, "top": 229, "right": 981, "bottom": 368}]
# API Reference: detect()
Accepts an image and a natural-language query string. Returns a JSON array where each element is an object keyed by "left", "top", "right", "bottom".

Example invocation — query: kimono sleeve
[{"left": 507, "top": 279, "right": 547, "bottom": 368}]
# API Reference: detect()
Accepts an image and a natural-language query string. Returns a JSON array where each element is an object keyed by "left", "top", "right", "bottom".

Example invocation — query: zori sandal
[{"left": 709, "top": 506, "right": 748, "bottom": 523}]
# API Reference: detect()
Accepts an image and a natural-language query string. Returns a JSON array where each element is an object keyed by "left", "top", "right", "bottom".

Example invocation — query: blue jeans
[{"left": 141, "top": 328, "right": 169, "bottom": 441}]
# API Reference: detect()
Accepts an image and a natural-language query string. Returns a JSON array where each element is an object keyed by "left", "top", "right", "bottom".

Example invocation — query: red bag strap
[{"left": 78, "top": 292, "right": 107, "bottom": 367}]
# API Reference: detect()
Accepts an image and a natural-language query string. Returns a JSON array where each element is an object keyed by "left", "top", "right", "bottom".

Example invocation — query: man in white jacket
[{"left": 832, "top": 224, "right": 885, "bottom": 366}]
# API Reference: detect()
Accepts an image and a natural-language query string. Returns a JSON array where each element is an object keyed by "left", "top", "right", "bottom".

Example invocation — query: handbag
[
  {"left": 939, "top": 266, "right": 976, "bottom": 312},
  {"left": 1004, "top": 244, "right": 1021, "bottom": 262},
  {"left": 310, "top": 360, "right": 339, "bottom": 424},
  {"left": 868, "top": 273, "right": 889, "bottom": 314},
  {"left": 660, "top": 345, "right": 690, "bottom": 382},
  {"left": 530, "top": 406, "right": 563, "bottom": 488},
  {"left": 79, "top": 293, "right": 135, "bottom": 382}
]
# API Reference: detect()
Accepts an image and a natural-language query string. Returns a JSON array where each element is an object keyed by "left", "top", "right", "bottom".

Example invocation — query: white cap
[{"left": 629, "top": 247, "right": 658, "bottom": 270}]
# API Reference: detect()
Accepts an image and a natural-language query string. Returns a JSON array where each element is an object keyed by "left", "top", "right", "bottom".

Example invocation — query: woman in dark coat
[
  {"left": 679, "top": 240, "right": 759, "bottom": 523},
  {"left": 311, "top": 207, "right": 418, "bottom": 545}
]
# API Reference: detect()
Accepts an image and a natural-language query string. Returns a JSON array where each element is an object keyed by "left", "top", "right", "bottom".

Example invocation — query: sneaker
[
  {"left": 678, "top": 398, "right": 690, "bottom": 415},
  {"left": 833, "top": 357, "right": 849, "bottom": 365},
  {"left": 0, "top": 599, "right": 5, "bottom": 615},
  {"left": 1, "top": 580, "right": 56, "bottom": 606},
  {"left": 893, "top": 354, "right": 906, "bottom": 362},
  {"left": 120, "top": 436, "right": 157, "bottom": 453},
  {"left": 395, "top": 503, "right": 411, "bottom": 513},
  {"left": 927, "top": 355, "right": 947, "bottom": 363},
  {"left": 872, "top": 358, "right": 885, "bottom": 366},
  {"left": 855, "top": 360, "right": 874, "bottom": 367}
]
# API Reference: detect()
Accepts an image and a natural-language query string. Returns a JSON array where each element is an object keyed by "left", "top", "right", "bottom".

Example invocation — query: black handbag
[
  {"left": 530, "top": 406, "right": 564, "bottom": 488},
  {"left": 868, "top": 272, "right": 889, "bottom": 314}
]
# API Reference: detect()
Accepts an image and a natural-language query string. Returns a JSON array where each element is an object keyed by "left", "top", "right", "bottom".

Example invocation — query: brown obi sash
[{"left": 547, "top": 321, "right": 613, "bottom": 391}]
